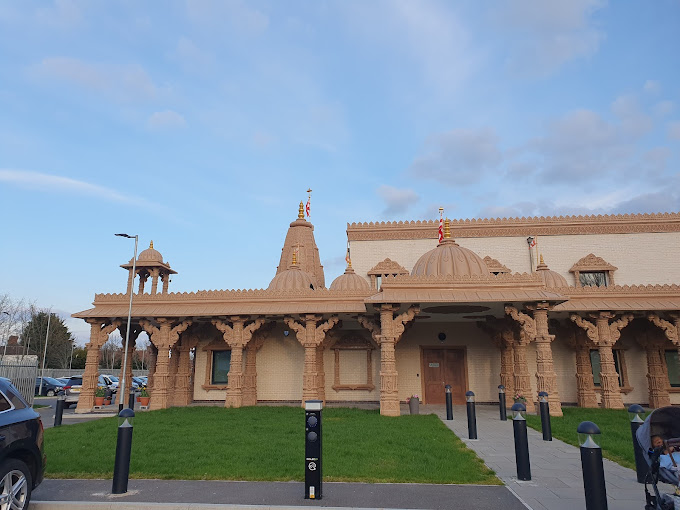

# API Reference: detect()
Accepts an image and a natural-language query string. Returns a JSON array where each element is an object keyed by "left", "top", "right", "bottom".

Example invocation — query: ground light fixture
[
  {"left": 577, "top": 421, "right": 607, "bottom": 509},
  {"left": 115, "top": 233, "right": 138, "bottom": 412},
  {"left": 628, "top": 404, "right": 646, "bottom": 482}
]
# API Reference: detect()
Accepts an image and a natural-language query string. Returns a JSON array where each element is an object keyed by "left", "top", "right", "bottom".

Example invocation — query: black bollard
[
  {"left": 128, "top": 390, "right": 136, "bottom": 411},
  {"left": 578, "top": 421, "right": 608, "bottom": 510},
  {"left": 305, "top": 400, "right": 323, "bottom": 500},
  {"left": 54, "top": 392, "right": 65, "bottom": 427},
  {"left": 538, "top": 391, "right": 552, "bottom": 441},
  {"left": 112, "top": 409, "right": 135, "bottom": 494},
  {"left": 628, "top": 404, "right": 646, "bottom": 483},
  {"left": 465, "top": 391, "right": 477, "bottom": 440},
  {"left": 445, "top": 385, "right": 453, "bottom": 420},
  {"left": 512, "top": 403, "right": 531, "bottom": 480},
  {"left": 498, "top": 385, "right": 507, "bottom": 421}
]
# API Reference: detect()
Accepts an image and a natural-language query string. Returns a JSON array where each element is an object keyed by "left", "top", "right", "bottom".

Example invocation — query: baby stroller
[{"left": 635, "top": 406, "right": 680, "bottom": 510}]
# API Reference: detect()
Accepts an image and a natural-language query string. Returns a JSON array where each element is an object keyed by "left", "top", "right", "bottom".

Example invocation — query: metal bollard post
[
  {"left": 538, "top": 391, "right": 552, "bottom": 441},
  {"left": 305, "top": 400, "right": 323, "bottom": 500},
  {"left": 578, "top": 421, "right": 608, "bottom": 510},
  {"left": 128, "top": 390, "right": 136, "bottom": 411},
  {"left": 628, "top": 405, "right": 646, "bottom": 483},
  {"left": 512, "top": 403, "right": 531, "bottom": 480},
  {"left": 112, "top": 409, "right": 135, "bottom": 494},
  {"left": 465, "top": 391, "right": 477, "bottom": 440},
  {"left": 445, "top": 385, "right": 453, "bottom": 420},
  {"left": 498, "top": 385, "right": 507, "bottom": 421},
  {"left": 54, "top": 392, "right": 65, "bottom": 427}
]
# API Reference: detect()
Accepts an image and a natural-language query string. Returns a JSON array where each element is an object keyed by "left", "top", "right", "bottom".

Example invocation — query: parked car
[
  {"left": 63, "top": 375, "right": 82, "bottom": 407},
  {"left": 56, "top": 377, "right": 70, "bottom": 386},
  {"left": 132, "top": 377, "right": 146, "bottom": 390},
  {"left": 98, "top": 374, "right": 118, "bottom": 393},
  {"left": 0, "top": 377, "right": 45, "bottom": 509},
  {"left": 34, "top": 377, "right": 64, "bottom": 397}
]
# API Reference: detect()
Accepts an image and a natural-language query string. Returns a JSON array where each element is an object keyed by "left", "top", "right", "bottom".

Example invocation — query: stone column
[
  {"left": 161, "top": 272, "right": 169, "bottom": 294},
  {"left": 138, "top": 272, "right": 148, "bottom": 294},
  {"left": 213, "top": 316, "right": 265, "bottom": 408},
  {"left": 317, "top": 344, "right": 326, "bottom": 405},
  {"left": 150, "top": 268, "right": 160, "bottom": 295},
  {"left": 243, "top": 333, "right": 266, "bottom": 407},
  {"left": 141, "top": 318, "right": 191, "bottom": 410},
  {"left": 645, "top": 338, "right": 671, "bottom": 408},
  {"left": 648, "top": 314, "right": 680, "bottom": 395},
  {"left": 285, "top": 314, "right": 339, "bottom": 408},
  {"left": 499, "top": 329, "right": 515, "bottom": 401},
  {"left": 168, "top": 346, "right": 180, "bottom": 397},
  {"left": 147, "top": 345, "right": 158, "bottom": 392},
  {"left": 594, "top": 312, "right": 625, "bottom": 409},
  {"left": 174, "top": 340, "right": 194, "bottom": 406},
  {"left": 126, "top": 268, "right": 135, "bottom": 295},
  {"left": 572, "top": 332, "right": 599, "bottom": 408},
  {"left": 76, "top": 320, "right": 121, "bottom": 413},
  {"left": 532, "top": 305, "right": 562, "bottom": 416},
  {"left": 513, "top": 333, "right": 535, "bottom": 413}
]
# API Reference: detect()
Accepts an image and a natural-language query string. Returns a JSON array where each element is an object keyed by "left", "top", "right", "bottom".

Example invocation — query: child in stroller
[{"left": 636, "top": 407, "right": 680, "bottom": 510}]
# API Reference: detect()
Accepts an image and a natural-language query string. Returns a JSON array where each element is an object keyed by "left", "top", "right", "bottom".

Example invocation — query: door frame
[{"left": 419, "top": 346, "right": 469, "bottom": 405}]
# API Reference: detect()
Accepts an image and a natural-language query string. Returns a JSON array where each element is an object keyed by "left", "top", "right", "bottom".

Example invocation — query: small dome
[
  {"left": 411, "top": 220, "right": 487, "bottom": 277},
  {"left": 268, "top": 263, "right": 316, "bottom": 291},
  {"left": 330, "top": 265, "right": 370, "bottom": 291},
  {"left": 138, "top": 241, "right": 164, "bottom": 263},
  {"left": 536, "top": 256, "right": 568, "bottom": 288}
]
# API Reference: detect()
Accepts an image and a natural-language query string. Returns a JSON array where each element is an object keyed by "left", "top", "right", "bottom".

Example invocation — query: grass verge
[
  {"left": 526, "top": 407, "right": 645, "bottom": 469},
  {"left": 44, "top": 406, "right": 499, "bottom": 484}
]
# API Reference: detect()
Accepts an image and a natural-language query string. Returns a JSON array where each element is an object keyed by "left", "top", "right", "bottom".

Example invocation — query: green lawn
[
  {"left": 44, "top": 406, "right": 499, "bottom": 484},
  {"left": 526, "top": 407, "right": 644, "bottom": 469}
]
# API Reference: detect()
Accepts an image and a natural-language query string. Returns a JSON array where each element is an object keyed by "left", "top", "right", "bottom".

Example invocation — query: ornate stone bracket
[
  {"left": 648, "top": 314, "right": 679, "bottom": 345},
  {"left": 504, "top": 305, "right": 536, "bottom": 343},
  {"left": 570, "top": 314, "right": 599, "bottom": 344}
]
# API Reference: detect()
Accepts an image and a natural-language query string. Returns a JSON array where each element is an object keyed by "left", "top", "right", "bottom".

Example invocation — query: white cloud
[
  {"left": 0, "top": 169, "right": 164, "bottom": 212},
  {"left": 493, "top": 0, "right": 606, "bottom": 76},
  {"left": 643, "top": 80, "right": 661, "bottom": 94},
  {"left": 34, "top": 57, "right": 158, "bottom": 103},
  {"left": 147, "top": 110, "right": 186, "bottom": 130},
  {"left": 377, "top": 185, "right": 420, "bottom": 216},
  {"left": 186, "top": 0, "right": 268, "bottom": 34},
  {"left": 654, "top": 101, "right": 675, "bottom": 117},
  {"left": 409, "top": 128, "right": 502, "bottom": 186},
  {"left": 611, "top": 94, "right": 653, "bottom": 137},
  {"left": 173, "top": 36, "right": 214, "bottom": 73},
  {"left": 668, "top": 121, "right": 680, "bottom": 141}
]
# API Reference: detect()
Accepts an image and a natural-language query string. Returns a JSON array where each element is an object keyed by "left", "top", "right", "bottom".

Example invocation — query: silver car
[{"left": 63, "top": 375, "right": 82, "bottom": 407}]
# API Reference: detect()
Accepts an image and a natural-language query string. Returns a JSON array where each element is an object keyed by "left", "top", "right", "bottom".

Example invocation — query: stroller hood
[{"left": 636, "top": 406, "right": 680, "bottom": 463}]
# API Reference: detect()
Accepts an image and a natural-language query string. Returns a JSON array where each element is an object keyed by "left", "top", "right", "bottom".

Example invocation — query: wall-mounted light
[
  {"left": 283, "top": 330, "right": 290, "bottom": 337},
  {"left": 438, "top": 332, "right": 446, "bottom": 342}
]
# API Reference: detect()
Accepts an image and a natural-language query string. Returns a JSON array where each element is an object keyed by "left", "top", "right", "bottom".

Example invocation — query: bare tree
[{"left": 100, "top": 332, "right": 122, "bottom": 371}]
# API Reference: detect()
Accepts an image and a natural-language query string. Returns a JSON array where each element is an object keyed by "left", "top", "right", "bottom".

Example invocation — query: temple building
[{"left": 73, "top": 204, "right": 680, "bottom": 416}]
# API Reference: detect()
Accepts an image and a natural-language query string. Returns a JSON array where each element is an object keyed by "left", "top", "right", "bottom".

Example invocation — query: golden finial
[
  {"left": 347, "top": 258, "right": 352, "bottom": 269},
  {"left": 444, "top": 218, "right": 451, "bottom": 239},
  {"left": 292, "top": 250, "right": 298, "bottom": 266},
  {"left": 298, "top": 201, "right": 304, "bottom": 219},
  {"left": 149, "top": 240, "right": 154, "bottom": 249},
  {"left": 540, "top": 254, "right": 545, "bottom": 265}
]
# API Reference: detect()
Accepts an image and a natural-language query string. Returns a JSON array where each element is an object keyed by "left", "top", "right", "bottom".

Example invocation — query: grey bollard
[
  {"left": 465, "top": 391, "right": 477, "bottom": 440},
  {"left": 578, "top": 421, "right": 608, "bottom": 510},
  {"left": 498, "top": 385, "right": 507, "bottom": 421},
  {"left": 512, "top": 403, "right": 531, "bottom": 480},
  {"left": 628, "top": 405, "right": 646, "bottom": 483},
  {"left": 112, "top": 409, "right": 135, "bottom": 494},
  {"left": 54, "top": 392, "right": 65, "bottom": 427},
  {"left": 445, "top": 385, "right": 453, "bottom": 420},
  {"left": 538, "top": 391, "right": 552, "bottom": 441}
]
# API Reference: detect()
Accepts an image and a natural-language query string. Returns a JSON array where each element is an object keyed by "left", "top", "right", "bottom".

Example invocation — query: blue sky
[{"left": 1, "top": 0, "right": 679, "bottom": 343}]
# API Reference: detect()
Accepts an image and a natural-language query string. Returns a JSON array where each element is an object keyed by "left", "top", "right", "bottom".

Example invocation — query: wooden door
[{"left": 423, "top": 349, "right": 466, "bottom": 404}]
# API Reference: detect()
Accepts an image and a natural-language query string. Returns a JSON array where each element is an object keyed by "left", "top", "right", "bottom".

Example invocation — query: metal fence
[
  {"left": 43, "top": 369, "right": 148, "bottom": 379},
  {"left": 0, "top": 357, "right": 39, "bottom": 406}
]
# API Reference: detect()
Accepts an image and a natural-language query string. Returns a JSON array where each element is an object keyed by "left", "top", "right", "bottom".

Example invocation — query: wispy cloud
[
  {"left": 0, "top": 169, "right": 165, "bottom": 211},
  {"left": 32, "top": 57, "right": 159, "bottom": 103},
  {"left": 377, "top": 185, "right": 420, "bottom": 217},
  {"left": 148, "top": 110, "right": 186, "bottom": 130}
]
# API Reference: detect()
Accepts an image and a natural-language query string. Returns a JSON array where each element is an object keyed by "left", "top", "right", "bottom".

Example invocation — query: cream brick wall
[
  {"left": 193, "top": 344, "right": 227, "bottom": 401},
  {"left": 257, "top": 330, "right": 304, "bottom": 401},
  {"left": 324, "top": 345, "right": 380, "bottom": 402},
  {"left": 351, "top": 232, "right": 680, "bottom": 286}
]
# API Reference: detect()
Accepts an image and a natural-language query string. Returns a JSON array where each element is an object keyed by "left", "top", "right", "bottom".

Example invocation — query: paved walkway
[{"left": 432, "top": 404, "right": 674, "bottom": 510}]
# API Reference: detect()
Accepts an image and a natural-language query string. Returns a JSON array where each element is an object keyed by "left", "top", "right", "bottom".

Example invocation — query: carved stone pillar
[
  {"left": 76, "top": 320, "right": 121, "bottom": 413},
  {"left": 243, "top": 333, "right": 266, "bottom": 406},
  {"left": 317, "top": 344, "right": 326, "bottom": 404},
  {"left": 505, "top": 306, "right": 537, "bottom": 413},
  {"left": 147, "top": 345, "right": 158, "bottom": 392},
  {"left": 141, "top": 318, "right": 191, "bottom": 410},
  {"left": 174, "top": 340, "right": 194, "bottom": 406},
  {"left": 126, "top": 268, "right": 135, "bottom": 295},
  {"left": 213, "top": 316, "right": 265, "bottom": 408},
  {"left": 150, "top": 268, "right": 160, "bottom": 295},
  {"left": 168, "top": 346, "right": 180, "bottom": 398},
  {"left": 532, "top": 305, "right": 562, "bottom": 416},
  {"left": 358, "top": 304, "right": 419, "bottom": 417},
  {"left": 161, "top": 273, "right": 169, "bottom": 294},
  {"left": 499, "top": 329, "right": 515, "bottom": 400},
  {"left": 648, "top": 314, "right": 680, "bottom": 401},
  {"left": 138, "top": 272, "right": 148, "bottom": 294},
  {"left": 285, "top": 314, "right": 339, "bottom": 407},
  {"left": 595, "top": 313, "right": 624, "bottom": 409},
  {"left": 645, "top": 339, "right": 671, "bottom": 408},
  {"left": 570, "top": 331, "right": 599, "bottom": 408}
]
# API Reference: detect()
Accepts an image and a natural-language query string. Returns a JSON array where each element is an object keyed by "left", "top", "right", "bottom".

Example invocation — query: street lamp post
[
  {"left": 1, "top": 311, "right": 10, "bottom": 363},
  {"left": 116, "top": 233, "right": 138, "bottom": 412},
  {"left": 39, "top": 312, "right": 51, "bottom": 397}
]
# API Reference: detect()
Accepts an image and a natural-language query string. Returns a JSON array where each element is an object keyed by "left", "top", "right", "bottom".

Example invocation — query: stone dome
[
  {"left": 411, "top": 220, "right": 488, "bottom": 277},
  {"left": 138, "top": 241, "right": 164, "bottom": 263},
  {"left": 330, "top": 265, "right": 370, "bottom": 291},
  {"left": 536, "top": 255, "right": 568, "bottom": 288},
  {"left": 268, "top": 256, "right": 316, "bottom": 291}
]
